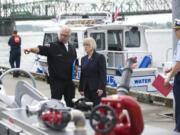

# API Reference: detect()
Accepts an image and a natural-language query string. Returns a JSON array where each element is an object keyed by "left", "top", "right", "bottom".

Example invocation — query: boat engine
[{"left": 89, "top": 57, "right": 144, "bottom": 135}]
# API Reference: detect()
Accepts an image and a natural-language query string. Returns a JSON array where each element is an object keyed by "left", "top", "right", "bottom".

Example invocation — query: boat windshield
[
  {"left": 90, "top": 32, "right": 105, "bottom": 50},
  {"left": 43, "top": 32, "right": 79, "bottom": 48},
  {"left": 43, "top": 33, "right": 58, "bottom": 46},
  {"left": 125, "top": 27, "right": 140, "bottom": 48},
  {"left": 69, "top": 33, "right": 79, "bottom": 48},
  {"left": 107, "top": 30, "right": 123, "bottom": 51}
]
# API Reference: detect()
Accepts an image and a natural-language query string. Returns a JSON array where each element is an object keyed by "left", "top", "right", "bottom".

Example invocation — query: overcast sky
[
  {"left": 3, "top": 0, "right": 42, "bottom": 3},
  {"left": 2, "top": 0, "right": 98, "bottom": 4},
  {"left": 125, "top": 14, "right": 172, "bottom": 24}
]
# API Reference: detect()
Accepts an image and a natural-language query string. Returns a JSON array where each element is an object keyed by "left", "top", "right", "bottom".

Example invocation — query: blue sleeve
[{"left": 79, "top": 57, "right": 84, "bottom": 91}]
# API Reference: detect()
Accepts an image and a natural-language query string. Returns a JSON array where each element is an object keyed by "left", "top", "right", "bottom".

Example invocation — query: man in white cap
[{"left": 164, "top": 19, "right": 180, "bottom": 132}]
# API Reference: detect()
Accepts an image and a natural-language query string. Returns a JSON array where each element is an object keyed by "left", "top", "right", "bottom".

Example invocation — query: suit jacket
[
  {"left": 38, "top": 40, "right": 77, "bottom": 81},
  {"left": 79, "top": 51, "right": 106, "bottom": 92}
]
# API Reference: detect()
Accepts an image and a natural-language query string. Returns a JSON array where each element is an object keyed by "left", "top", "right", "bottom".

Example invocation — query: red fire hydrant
[{"left": 90, "top": 95, "right": 144, "bottom": 135}]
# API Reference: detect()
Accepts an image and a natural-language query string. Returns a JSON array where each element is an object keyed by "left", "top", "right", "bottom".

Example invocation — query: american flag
[{"left": 113, "top": 7, "right": 120, "bottom": 21}]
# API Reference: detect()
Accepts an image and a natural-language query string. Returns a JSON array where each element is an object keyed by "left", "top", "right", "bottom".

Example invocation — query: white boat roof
[
  {"left": 43, "top": 25, "right": 89, "bottom": 33},
  {"left": 44, "top": 22, "right": 147, "bottom": 33},
  {"left": 85, "top": 23, "right": 147, "bottom": 29}
]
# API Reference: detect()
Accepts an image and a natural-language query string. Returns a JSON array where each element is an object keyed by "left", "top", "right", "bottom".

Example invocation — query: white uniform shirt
[
  {"left": 175, "top": 40, "right": 180, "bottom": 62},
  {"left": 64, "top": 43, "right": 68, "bottom": 51}
]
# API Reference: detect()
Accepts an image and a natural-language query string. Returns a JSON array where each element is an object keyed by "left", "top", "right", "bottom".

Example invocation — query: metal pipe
[
  {"left": 26, "top": 100, "right": 51, "bottom": 116},
  {"left": 0, "top": 68, "right": 36, "bottom": 88},
  {"left": 117, "top": 57, "right": 136, "bottom": 95},
  {"left": 71, "top": 109, "right": 86, "bottom": 127},
  {"left": 165, "top": 48, "right": 173, "bottom": 62},
  {"left": 71, "top": 109, "right": 86, "bottom": 135}
]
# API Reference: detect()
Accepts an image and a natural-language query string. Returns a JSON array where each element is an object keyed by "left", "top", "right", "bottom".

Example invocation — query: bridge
[
  {"left": 0, "top": 0, "right": 172, "bottom": 35},
  {"left": 0, "top": 0, "right": 172, "bottom": 20}
]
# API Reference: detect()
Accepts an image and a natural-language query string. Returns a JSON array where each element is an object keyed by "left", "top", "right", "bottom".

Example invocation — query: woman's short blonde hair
[{"left": 83, "top": 37, "right": 97, "bottom": 50}]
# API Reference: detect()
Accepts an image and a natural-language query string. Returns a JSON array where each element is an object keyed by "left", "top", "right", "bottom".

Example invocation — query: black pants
[
  {"left": 173, "top": 73, "right": 180, "bottom": 132},
  {"left": 9, "top": 49, "right": 21, "bottom": 68},
  {"left": 84, "top": 89, "right": 106, "bottom": 106},
  {"left": 50, "top": 79, "right": 75, "bottom": 107}
]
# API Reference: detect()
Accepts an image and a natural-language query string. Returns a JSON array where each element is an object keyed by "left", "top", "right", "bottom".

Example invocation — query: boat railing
[
  {"left": 162, "top": 47, "right": 173, "bottom": 72},
  {"left": 97, "top": 50, "right": 152, "bottom": 69},
  {"left": 165, "top": 47, "right": 173, "bottom": 62}
]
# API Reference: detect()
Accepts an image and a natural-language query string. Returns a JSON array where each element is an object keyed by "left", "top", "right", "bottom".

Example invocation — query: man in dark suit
[
  {"left": 79, "top": 37, "right": 106, "bottom": 106},
  {"left": 24, "top": 26, "right": 78, "bottom": 107}
]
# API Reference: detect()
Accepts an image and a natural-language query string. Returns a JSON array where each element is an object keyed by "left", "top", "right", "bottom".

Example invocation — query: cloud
[{"left": 125, "top": 14, "right": 172, "bottom": 24}]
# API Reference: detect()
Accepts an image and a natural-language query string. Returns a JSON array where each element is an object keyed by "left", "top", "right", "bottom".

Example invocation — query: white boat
[{"left": 33, "top": 13, "right": 158, "bottom": 92}]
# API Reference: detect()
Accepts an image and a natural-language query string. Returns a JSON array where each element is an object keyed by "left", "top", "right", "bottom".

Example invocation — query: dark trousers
[
  {"left": 9, "top": 50, "right": 21, "bottom": 68},
  {"left": 84, "top": 88, "right": 106, "bottom": 106},
  {"left": 173, "top": 73, "right": 180, "bottom": 132},
  {"left": 50, "top": 79, "right": 75, "bottom": 107}
]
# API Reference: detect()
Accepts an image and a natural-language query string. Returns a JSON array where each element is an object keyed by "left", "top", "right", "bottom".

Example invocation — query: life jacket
[{"left": 13, "top": 35, "right": 20, "bottom": 45}]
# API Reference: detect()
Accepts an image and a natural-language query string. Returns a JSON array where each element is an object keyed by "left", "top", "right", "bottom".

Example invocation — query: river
[{"left": 0, "top": 24, "right": 173, "bottom": 71}]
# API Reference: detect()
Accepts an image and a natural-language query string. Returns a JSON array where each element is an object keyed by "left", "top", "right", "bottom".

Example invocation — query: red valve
[
  {"left": 41, "top": 110, "right": 63, "bottom": 125},
  {"left": 39, "top": 109, "right": 71, "bottom": 130},
  {"left": 90, "top": 95, "right": 144, "bottom": 135}
]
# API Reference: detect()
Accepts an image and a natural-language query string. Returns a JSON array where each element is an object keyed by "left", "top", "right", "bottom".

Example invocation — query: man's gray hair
[{"left": 60, "top": 25, "right": 72, "bottom": 35}]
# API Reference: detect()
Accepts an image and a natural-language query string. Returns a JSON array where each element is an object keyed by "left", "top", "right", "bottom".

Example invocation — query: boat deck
[
  {"left": 0, "top": 108, "right": 179, "bottom": 135},
  {"left": 0, "top": 74, "right": 177, "bottom": 134}
]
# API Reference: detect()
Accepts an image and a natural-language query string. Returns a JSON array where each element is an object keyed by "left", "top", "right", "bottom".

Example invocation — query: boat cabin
[
  {"left": 43, "top": 21, "right": 150, "bottom": 69},
  {"left": 37, "top": 17, "right": 157, "bottom": 92}
]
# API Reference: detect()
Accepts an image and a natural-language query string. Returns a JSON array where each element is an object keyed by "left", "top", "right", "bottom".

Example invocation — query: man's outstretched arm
[{"left": 24, "top": 47, "right": 40, "bottom": 54}]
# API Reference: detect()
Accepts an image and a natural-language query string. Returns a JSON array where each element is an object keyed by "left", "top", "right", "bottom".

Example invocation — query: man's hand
[
  {"left": 97, "top": 89, "right": 103, "bottom": 96},
  {"left": 79, "top": 91, "right": 84, "bottom": 96},
  {"left": 24, "top": 47, "right": 40, "bottom": 54},
  {"left": 164, "top": 68, "right": 172, "bottom": 75},
  {"left": 74, "top": 65, "right": 79, "bottom": 78},
  {"left": 164, "top": 77, "right": 171, "bottom": 88},
  {"left": 24, "top": 48, "right": 31, "bottom": 54}
]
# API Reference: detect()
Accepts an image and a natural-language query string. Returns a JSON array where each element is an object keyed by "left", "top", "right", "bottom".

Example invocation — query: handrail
[
  {"left": 165, "top": 48, "right": 173, "bottom": 62},
  {"left": 98, "top": 50, "right": 150, "bottom": 54},
  {"left": 0, "top": 68, "right": 36, "bottom": 88}
]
